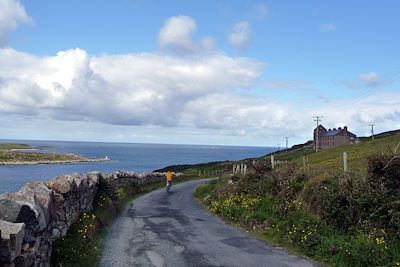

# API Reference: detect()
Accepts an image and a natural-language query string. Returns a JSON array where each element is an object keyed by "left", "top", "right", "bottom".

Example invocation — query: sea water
[{"left": 0, "top": 140, "right": 274, "bottom": 193}]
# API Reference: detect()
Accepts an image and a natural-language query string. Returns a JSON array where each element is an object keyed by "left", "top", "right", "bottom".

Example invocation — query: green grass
[
  {"left": 195, "top": 182, "right": 400, "bottom": 267},
  {"left": 270, "top": 133, "right": 400, "bottom": 180},
  {"left": 0, "top": 143, "right": 32, "bottom": 150},
  {"left": 0, "top": 151, "right": 88, "bottom": 162},
  {"left": 164, "top": 161, "right": 228, "bottom": 180},
  {"left": 0, "top": 143, "right": 91, "bottom": 163},
  {"left": 0, "top": 151, "right": 89, "bottom": 163}
]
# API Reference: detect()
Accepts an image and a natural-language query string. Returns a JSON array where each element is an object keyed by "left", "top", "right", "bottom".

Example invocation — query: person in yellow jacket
[{"left": 165, "top": 170, "right": 174, "bottom": 192}]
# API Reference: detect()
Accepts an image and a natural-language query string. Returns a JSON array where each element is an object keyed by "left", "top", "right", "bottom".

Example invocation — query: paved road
[{"left": 101, "top": 179, "right": 318, "bottom": 267}]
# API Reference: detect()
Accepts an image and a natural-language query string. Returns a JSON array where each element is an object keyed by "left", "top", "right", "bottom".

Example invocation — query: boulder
[
  {"left": 0, "top": 193, "right": 46, "bottom": 236},
  {"left": 0, "top": 219, "right": 25, "bottom": 263},
  {"left": 16, "top": 182, "right": 54, "bottom": 226},
  {"left": 46, "top": 174, "right": 79, "bottom": 194}
]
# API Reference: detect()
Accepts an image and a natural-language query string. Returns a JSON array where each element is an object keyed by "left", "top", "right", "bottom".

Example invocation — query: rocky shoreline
[{"left": 0, "top": 157, "right": 110, "bottom": 166}]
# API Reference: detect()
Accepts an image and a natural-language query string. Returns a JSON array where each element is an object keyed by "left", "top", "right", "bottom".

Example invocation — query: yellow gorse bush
[{"left": 209, "top": 193, "right": 262, "bottom": 217}]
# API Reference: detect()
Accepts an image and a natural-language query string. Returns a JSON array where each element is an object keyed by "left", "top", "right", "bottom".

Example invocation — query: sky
[{"left": 0, "top": 0, "right": 399, "bottom": 147}]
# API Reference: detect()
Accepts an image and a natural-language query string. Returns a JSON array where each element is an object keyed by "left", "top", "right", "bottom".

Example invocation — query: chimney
[
  {"left": 338, "top": 127, "right": 342, "bottom": 130},
  {"left": 344, "top": 126, "right": 348, "bottom": 131},
  {"left": 333, "top": 128, "right": 336, "bottom": 130}
]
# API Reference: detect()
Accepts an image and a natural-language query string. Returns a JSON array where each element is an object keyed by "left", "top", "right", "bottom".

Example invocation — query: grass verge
[{"left": 194, "top": 179, "right": 400, "bottom": 267}]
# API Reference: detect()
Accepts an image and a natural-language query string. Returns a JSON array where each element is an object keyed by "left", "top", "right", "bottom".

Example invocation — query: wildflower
[{"left": 375, "top": 237, "right": 385, "bottom": 245}]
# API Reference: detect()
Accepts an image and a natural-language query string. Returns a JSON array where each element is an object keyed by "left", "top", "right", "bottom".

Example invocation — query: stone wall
[{"left": 0, "top": 171, "right": 172, "bottom": 267}]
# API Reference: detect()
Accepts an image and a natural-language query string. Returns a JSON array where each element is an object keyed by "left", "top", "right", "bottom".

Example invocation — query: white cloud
[
  {"left": 0, "top": 0, "right": 32, "bottom": 46},
  {"left": 254, "top": 4, "right": 268, "bottom": 20},
  {"left": 338, "top": 72, "right": 384, "bottom": 89},
  {"left": 0, "top": 47, "right": 263, "bottom": 127},
  {"left": 263, "top": 80, "right": 308, "bottom": 90},
  {"left": 319, "top": 23, "right": 336, "bottom": 32},
  {"left": 317, "top": 91, "right": 400, "bottom": 135},
  {"left": 358, "top": 72, "right": 380, "bottom": 87},
  {"left": 1, "top": 46, "right": 399, "bottom": 144},
  {"left": 181, "top": 92, "right": 307, "bottom": 139},
  {"left": 158, "top": 15, "right": 214, "bottom": 54},
  {"left": 0, "top": 2, "right": 399, "bottom": 145},
  {"left": 228, "top": 21, "right": 251, "bottom": 50}
]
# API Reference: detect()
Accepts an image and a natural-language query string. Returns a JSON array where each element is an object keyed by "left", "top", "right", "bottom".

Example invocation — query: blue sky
[{"left": 0, "top": 0, "right": 399, "bottom": 146}]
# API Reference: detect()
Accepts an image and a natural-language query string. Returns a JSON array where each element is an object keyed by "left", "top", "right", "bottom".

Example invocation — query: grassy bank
[{"left": 195, "top": 132, "right": 400, "bottom": 266}]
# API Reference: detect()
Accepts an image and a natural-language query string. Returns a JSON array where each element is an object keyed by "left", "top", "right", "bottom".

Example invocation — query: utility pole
[
  {"left": 285, "top": 137, "right": 289, "bottom": 153},
  {"left": 369, "top": 124, "right": 375, "bottom": 140},
  {"left": 313, "top": 116, "right": 323, "bottom": 152}
]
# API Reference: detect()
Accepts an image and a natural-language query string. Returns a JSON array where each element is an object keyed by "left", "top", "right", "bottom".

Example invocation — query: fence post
[
  {"left": 244, "top": 165, "right": 247, "bottom": 175},
  {"left": 343, "top": 152, "right": 348, "bottom": 173},
  {"left": 199, "top": 171, "right": 201, "bottom": 177},
  {"left": 271, "top": 155, "right": 275, "bottom": 169}
]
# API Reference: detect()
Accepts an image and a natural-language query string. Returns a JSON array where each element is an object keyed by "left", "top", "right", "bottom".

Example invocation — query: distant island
[{"left": 0, "top": 143, "right": 108, "bottom": 165}]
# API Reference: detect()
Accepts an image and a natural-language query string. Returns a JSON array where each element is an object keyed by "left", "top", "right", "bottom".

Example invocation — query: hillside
[
  {"left": 193, "top": 129, "right": 400, "bottom": 266},
  {"left": 173, "top": 129, "right": 400, "bottom": 179},
  {"left": 271, "top": 130, "right": 400, "bottom": 178}
]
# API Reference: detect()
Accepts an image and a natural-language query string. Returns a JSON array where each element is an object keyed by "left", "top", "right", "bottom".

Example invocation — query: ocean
[{"left": 0, "top": 140, "right": 274, "bottom": 193}]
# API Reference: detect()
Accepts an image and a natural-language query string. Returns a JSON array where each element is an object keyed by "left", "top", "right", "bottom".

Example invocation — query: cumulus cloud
[
  {"left": 158, "top": 15, "right": 214, "bottom": 54},
  {"left": 1, "top": 46, "right": 400, "bottom": 143},
  {"left": 228, "top": 21, "right": 251, "bottom": 50},
  {"left": 318, "top": 91, "right": 400, "bottom": 134},
  {"left": 358, "top": 72, "right": 380, "bottom": 87},
  {"left": 319, "top": 23, "right": 336, "bottom": 32},
  {"left": 0, "top": 2, "right": 399, "bottom": 144},
  {"left": 182, "top": 93, "right": 305, "bottom": 136},
  {"left": 0, "top": 47, "right": 263, "bottom": 127},
  {"left": 0, "top": 0, "right": 32, "bottom": 46},
  {"left": 2, "top": 45, "right": 399, "bottom": 142},
  {"left": 338, "top": 72, "right": 385, "bottom": 89}
]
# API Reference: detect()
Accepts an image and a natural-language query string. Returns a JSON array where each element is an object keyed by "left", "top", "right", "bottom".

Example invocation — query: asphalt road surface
[{"left": 101, "top": 179, "right": 318, "bottom": 267}]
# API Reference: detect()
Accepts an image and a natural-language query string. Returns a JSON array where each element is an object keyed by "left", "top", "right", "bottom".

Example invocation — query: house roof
[
  {"left": 314, "top": 124, "right": 357, "bottom": 138},
  {"left": 322, "top": 129, "right": 341, "bottom": 136}
]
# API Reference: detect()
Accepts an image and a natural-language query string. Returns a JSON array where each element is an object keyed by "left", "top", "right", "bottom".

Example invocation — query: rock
[
  {"left": 16, "top": 183, "right": 54, "bottom": 225},
  {"left": 46, "top": 174, "right": 78, "bottom": 194},
  {"left": 22, "top": 243, "right": 29, "bottom": 252},
  {"left": 51, "top": 228, "right": 60, "bottom": 239},
  {"left": 0, "top": 193, "right": 46, "bottom": 238},
  {"left": 0, "top": 219, "right": 25, "bottom": 263}
]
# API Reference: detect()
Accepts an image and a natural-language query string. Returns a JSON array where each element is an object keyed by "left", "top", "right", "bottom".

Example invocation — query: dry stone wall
[{"left": 0, "top": 171, "right": 171, "bottom": 267}]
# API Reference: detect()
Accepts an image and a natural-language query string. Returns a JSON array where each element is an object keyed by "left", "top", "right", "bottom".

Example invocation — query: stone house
[{"left": 313, "top": 125, "right": 358, "bottom": 150}]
